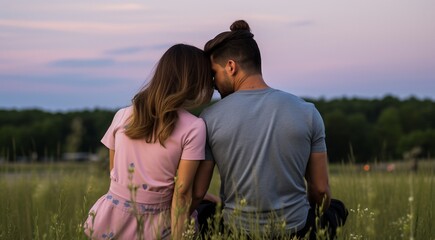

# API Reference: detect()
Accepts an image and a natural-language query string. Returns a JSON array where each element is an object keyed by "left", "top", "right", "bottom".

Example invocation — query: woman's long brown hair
[{"left": 124, "top": 44, "right": 214, "bottom": 146}]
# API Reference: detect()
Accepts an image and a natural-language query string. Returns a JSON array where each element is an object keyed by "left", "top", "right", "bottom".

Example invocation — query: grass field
[{"left": 0, "top": 160, "right": 434, "bottom": 239}]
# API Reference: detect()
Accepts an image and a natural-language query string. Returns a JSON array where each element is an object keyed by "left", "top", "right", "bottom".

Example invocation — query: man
[{"left": 195, "top": 20, "right": 347, "bottom": 239}]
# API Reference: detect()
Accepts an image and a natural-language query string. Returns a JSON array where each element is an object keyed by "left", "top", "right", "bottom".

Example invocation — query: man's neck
[{"left": 234, "top": 74, "right": 269, "bottom": 91}]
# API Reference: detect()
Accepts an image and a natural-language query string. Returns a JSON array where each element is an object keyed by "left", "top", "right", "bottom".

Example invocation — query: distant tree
[
  {"left": 0, "top": 125, "right": 17, "bottom": 161},
  {"left": 347, "top": 113, "right": 373, "bottom": 162},
  {"left": 65, "top": 117, "right": 84, "bottom": 153},
  {"left": 1, "top": 96, "right": 434, "bottom": 163},
  {"left": 375, "top": 107, "right": 403, "bottom": 160},
  {"left": 398, "top": 129, "right": 435, "bottom": 158},
  {"left": 31, "top": 115, "right": 64, "bottom": 160},
  {"left": 323, "top": 110, "right": 351, "bottom": 163}
]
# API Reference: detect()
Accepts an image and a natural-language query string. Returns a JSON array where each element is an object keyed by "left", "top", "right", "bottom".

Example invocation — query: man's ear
[{"left": 226, "top": 60, "right": 237, "bottom": 76}]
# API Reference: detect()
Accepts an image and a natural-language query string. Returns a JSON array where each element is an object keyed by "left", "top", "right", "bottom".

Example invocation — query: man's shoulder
[
  {"left": 270, "top": 89, "right": 305, "bottom": 101},
  {"left": 266, "top": 89, "right": 317, "bottom": 109},
  {"left": 200, "top": 98, "right": 231, "bottom": 118}
]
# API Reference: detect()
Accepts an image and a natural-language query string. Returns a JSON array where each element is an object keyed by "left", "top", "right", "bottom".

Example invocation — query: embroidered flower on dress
[
  {"left": 102, "top": 232, "right": 114, "bottom": 239},
  {"left": 128, "top": 163, "right": 135, "bottom": 174},
  {"left": 142, "top": 184, "right": 148, "bottom": 190},
  {"left": 161, "top": 228, "right": 171, "bottom": 238},
  {"left": 112, "top": 199, "right": 119, "bottom": 205},
  {"left": 141, "top": 205, "right": 147, "bottom": 213}
]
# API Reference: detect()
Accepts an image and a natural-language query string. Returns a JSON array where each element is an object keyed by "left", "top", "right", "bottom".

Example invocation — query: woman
[{"left": 84, "top": 44, "right": 214, "bottom": 239}]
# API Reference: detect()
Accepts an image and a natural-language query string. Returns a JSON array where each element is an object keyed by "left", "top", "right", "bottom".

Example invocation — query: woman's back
[
  {"left": 104, "top": 106, "right": 206, "bottom": 197},
  {"left": 83, "top": 43, "right": 213, "bottom": 239}
]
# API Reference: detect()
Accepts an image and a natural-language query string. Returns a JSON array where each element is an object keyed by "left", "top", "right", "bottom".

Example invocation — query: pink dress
[{"left": 84, "top": 106, "right": 206, "bottom": 240}]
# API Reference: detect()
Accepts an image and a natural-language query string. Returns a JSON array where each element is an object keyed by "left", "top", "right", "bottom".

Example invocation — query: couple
[{"left": 84, "top": 20, "right": 347, "bottom": 240}]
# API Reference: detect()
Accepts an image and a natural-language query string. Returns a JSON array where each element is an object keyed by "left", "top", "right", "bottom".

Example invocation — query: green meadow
[{"left": 0, "top": 160, "right": 434, "bottom": 240}]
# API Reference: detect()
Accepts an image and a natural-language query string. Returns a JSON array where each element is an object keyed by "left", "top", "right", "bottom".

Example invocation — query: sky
[{"left": 1, "top": 0, "right": 434, "bottom": 111}]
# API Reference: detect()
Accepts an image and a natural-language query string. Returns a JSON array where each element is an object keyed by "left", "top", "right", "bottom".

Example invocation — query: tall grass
[
  {"left": 0, "top": 162, "right": 108, "bottom": 240},
  {"left": 329, "top": 161, "right": 435, "bottom": 239},
  {"left": 0, "top": 160, "right": 434, "bottom": 239}
]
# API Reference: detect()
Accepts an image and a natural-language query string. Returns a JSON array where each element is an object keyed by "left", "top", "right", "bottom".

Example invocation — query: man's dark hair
[{"left": 204, "top": 20, "right": 262, "bottom": 74}]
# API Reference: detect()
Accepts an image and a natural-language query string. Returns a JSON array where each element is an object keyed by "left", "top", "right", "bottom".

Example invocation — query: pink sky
[{"left": 1, "top": 0, "right": 434, "bottom": 111}]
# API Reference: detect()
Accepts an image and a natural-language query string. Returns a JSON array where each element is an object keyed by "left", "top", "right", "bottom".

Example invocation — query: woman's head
[
  {"left": 125, "top": 44, "right": 214, "bottom": 145},
  {"left": 148, "top": 44, "right": 214, "bottom": 109}
]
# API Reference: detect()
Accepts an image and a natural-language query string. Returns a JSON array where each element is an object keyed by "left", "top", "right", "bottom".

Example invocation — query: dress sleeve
[
  {"left": 181, "top": 118, "right": 207, "bottom": 160},
  {"left": 101, "top": 108, "right": 126, "bottom": 150}
]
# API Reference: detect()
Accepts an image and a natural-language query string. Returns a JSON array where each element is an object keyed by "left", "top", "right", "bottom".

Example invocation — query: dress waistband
[{"left": 109, "top": 180, "right": 172, "bottom": 205}]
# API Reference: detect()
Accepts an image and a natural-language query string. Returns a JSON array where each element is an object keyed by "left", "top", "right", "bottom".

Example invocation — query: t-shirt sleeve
[
  {"left": 199, "top": 110, "right": 215, "bottom": 161},
  {"left": 311, "top": 106, "right": 327, "bottom": 153},
  {"left": 204, "top": 140, "right": 214, "bottom": 161},
  {"left": 181, "top": 118, "right": 207, "bottom": 160},
  {"left": 101, "top": 108, "right": 126, "bottom": 150}
]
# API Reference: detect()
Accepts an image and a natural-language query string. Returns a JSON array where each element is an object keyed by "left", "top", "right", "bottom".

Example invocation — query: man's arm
[
  {"left": 191, "top": 160, "right": 215, "bottom": 212},
  {"left": 305, "top": 152, "right": 331, "bottom": 211}
]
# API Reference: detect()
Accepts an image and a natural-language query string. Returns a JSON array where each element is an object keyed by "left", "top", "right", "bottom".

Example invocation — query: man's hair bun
[{"left": 230, "top": 20, "right": 251, "bottom": 32}]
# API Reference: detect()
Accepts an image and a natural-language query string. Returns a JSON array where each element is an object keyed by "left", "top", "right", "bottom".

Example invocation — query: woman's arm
[
  {"left": 171, "top": 160, "right": 200, "bottom": 239},
  {"left": 109, "top": 149, "right": 115, "bottom": 171}
]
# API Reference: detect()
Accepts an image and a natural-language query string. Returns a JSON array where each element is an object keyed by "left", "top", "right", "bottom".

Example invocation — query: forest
[{"left": 1, "top": 95, "right": 434, "bottom": 163}]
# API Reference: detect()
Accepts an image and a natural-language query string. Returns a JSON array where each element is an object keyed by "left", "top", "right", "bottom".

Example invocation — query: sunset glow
[{"left": 1, "top": 0, "right": 434, "bottom": 111}]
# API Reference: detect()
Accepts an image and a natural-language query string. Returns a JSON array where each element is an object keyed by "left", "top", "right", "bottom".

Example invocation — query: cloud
[
  {"left": 248, "top": 14, "right": 315, "bottom": 27},
  {"left": 94, "top": 3, "right": 150, "bottom": 12},
  {"left": 0, "top": 19, "right": 159, "bottom": 34},
  {"left": 62, "top": 3, "right": 151, "bottom": 12},
  {"left": 105, "top": 47, "right": 146, "bottom": 55},
  {"left": 0, "top": 73, "right": 137, "bottom": 111},
  {"left": 104, "top": 44, "right": 171, "bottom": 56},
  {"left": 289, "top": 20, "right": 315, "bottom": 27},
  {"left": 50, "top": 58, "right": 116, "bottom": 68},
  {"left": 0, "top": 73, "right": 122, "bottom": 90}
]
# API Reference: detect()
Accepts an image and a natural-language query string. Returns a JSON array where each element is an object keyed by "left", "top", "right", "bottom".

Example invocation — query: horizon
[
  {"left": 1, "top": 93, "right": 432, "bottom": 113},
  {"left": 1, "top": 0, "right": 434, "bottom": 111}
]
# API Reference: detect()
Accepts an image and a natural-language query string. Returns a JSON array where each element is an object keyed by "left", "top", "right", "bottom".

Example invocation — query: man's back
[{"left": 200, "top": 88, "right": 327, "bottom": 231}]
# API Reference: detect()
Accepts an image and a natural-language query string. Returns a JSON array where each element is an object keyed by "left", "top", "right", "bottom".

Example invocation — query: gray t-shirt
[{"left": 200, "top": 88, "right": 326, "bottom": 233}]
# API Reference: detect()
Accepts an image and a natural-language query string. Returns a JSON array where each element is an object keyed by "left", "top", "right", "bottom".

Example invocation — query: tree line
[{"left": 1, "top": 95, "right": 434, "bottom": 163}]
